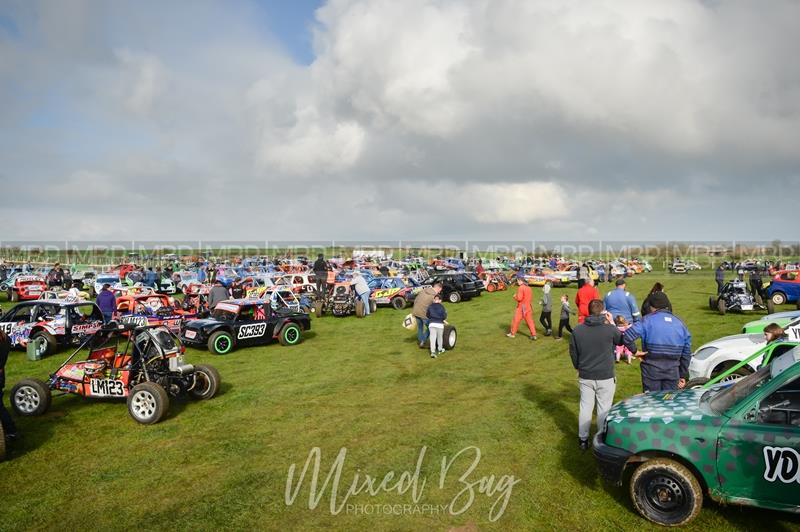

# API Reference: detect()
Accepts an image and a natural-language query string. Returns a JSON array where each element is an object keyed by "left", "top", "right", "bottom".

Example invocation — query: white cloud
[{"left": 114, "top": 49, "right": 167, "bottom": 115}]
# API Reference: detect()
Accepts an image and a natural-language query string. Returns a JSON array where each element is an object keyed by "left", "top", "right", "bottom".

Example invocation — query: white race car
[{"left": 689, "top": 318, "right": 800, "bottom": 382}]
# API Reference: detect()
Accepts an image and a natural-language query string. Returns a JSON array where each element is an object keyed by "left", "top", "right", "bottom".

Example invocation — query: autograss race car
[
  {"left": 709, "top": 280, "right": 772, "bottom": 315},
  {"left": 10, "top": 324, "right": 219, "bottom": 424},
  {"left": 114, "top": 293, "right": 195, "bottom": 334},
  {"left": 688, "top": 319, "right": 800, "bottom": 384},
  {"left": 181, "top": 298, "right": 311, "bottom": 355},
  {"left": 3, "top": 274, "right": 47, "bottom": 301},
  {"left": 768, "top": 270, "right": 800, "bottom": 308},
  {"left": 368, "top": 276, "right": 423, "bottom": 310},
  {"left": 426, "top": 272, "right": 482, "bottom": 303},
  {"left": 0, "top": 299, "right": 104, "bottom": 357},
  {"left": 741, "top": 310, "right": 800, "bottom": 333},
  {"left": 593, "top": 348, "right": 800, "bottom": 526},
  {"left": 315, "top": 282, "right": 376, "bottom": 317}
]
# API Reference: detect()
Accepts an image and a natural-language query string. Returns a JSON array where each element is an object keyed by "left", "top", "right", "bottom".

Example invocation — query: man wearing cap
[
  {"left": 96, "top": 283, "right": 116, "bottom": 323},
  {"left": 623, "top": 292, "right": 692, "bottom": 392},
  {"left": 604, "top": 278, "right": 641, "bottom": 323}
]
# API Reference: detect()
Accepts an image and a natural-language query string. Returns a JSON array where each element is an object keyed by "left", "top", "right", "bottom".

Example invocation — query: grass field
[{"left": 1, "top": 271, "right": 799, "bottom": 531}]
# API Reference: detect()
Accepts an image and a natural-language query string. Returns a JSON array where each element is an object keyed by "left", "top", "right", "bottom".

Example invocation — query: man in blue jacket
[
  {"left": 604, "top": 279, "right": 640, "bottom": 323},
  {"left": 623, "top": 292, "right": 692, "bottom": 392}
]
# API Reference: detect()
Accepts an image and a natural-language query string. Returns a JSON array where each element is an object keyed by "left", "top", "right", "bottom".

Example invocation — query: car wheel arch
[{"left": 623, "top": 450, "right": 710, "bottom": 494}]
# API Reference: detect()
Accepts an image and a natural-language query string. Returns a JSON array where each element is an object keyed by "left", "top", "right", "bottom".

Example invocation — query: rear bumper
[{"left": 592, "top": 432, "right": 632, "bottom": 486}]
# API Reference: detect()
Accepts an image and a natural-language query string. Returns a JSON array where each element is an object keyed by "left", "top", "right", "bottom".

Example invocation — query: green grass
[{"left": 1, "top": 271, "right": 799, "bottom": 531}]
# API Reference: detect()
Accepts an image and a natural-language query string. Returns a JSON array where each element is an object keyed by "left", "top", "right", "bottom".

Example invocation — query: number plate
[
  {"left": 741, "top": 305, "right": 753, "bottom": 311},
  {"left": 89, "top": 379, "right": 126, "bottom": 397},
  {"left": 184, "top": 330, "right": 197, "bottom": 339}
]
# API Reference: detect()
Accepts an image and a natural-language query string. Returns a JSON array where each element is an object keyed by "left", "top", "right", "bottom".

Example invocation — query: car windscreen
[
  {"left": 706, "top": 365, "right": 772, "bottom": 414},
  {"left": 72, "top": 303, "right": 103, "bottom": 321}
]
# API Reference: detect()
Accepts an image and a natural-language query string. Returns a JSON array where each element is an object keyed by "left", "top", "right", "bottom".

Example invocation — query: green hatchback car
[{"left": 593, "top": 348, "right": 800, "bottom": 526}]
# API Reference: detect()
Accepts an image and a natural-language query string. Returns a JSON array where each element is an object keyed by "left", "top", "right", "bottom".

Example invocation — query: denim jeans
[
  {"left": 359, "top": 292, "right": 371, "bottom": 315},
  {"left": 416, "top": 317, "right": 430, "bottom": 344}
]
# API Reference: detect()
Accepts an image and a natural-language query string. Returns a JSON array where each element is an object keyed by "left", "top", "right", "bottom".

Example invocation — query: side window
[
  {"left": 4, "top": 305, "right": 34, "bottom": 323},
  {"left": 237, "top": 306, "right": 255, "bottom": 321},
  {"left": 758, "top": 377, "right": 800, "bottom": 427}
]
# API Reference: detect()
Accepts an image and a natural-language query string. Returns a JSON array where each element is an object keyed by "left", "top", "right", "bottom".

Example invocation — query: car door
[
  {"left": 716, "top": 372, "right": 800, "bottom": 508},
  {"left": 0, "top": 304, "right": 37, "bottom": 346},
  {"left": 234, "top": 304, "right": 268, "bottom": 346}
]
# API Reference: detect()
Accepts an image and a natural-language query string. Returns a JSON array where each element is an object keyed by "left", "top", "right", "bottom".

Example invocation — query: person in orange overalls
[{"left": 507, "top": 275, "right": 537, "bottom": 340}]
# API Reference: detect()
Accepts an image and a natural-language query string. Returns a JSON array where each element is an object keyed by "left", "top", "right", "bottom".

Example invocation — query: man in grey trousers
[{"left": 569, "top": 299, "right": 624, "bottom": 450}]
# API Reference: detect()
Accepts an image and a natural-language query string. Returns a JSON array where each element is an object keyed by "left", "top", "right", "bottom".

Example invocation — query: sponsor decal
[
  {"left": 764, "top": 446, "right": 800, "bottom": 484},
  {"left": 238, "top": 322, "right": 267, "bottom": 339},
  {"left": 72, "top": 322, "right": 102, "bottom": 334},
  {"left": 120, "top": 316, "right": 148, "bottom": 327}
]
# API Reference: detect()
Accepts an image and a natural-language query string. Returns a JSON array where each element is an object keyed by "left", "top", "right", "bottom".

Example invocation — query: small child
[
  {"left": 555, "top": 294, "right": 574, "bottom": 340},
  {"left": 426, "top": 294, "right": 447, "bottom": 358},
  {"left": 614, "top": 315, "right": 633, "bottom": 364}
]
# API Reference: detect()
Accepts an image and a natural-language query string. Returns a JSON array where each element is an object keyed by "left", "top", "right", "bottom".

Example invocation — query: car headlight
[{"left": 693, "top": 346, "right": 718, "bottom": 361}]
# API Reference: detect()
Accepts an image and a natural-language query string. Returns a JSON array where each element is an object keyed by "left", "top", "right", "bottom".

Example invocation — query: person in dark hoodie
[
  {"left": 569, "top": 299, "right": 625, "bottom": 450},
  {"left": 426, "top": 294, "right": 447, "bottom": 359}
]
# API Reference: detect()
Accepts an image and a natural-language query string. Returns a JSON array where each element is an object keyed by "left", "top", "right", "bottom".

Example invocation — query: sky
[{"left": 0, "top": 0, "right": 798, "bottom": 242}]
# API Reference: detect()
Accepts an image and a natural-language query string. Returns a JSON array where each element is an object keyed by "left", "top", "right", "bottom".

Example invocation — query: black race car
[
  {"left": 426, "top": 272, "right": 483, "bottom": 303},
  {"left": 709, "top": 280, "right": 773, "bottom": 315},
  {"left": 180, "top": 298, "right": 310, "bottom": 355}
]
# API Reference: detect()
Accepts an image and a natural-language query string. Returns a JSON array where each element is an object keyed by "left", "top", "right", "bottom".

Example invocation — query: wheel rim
[
  {"left": 215, "top": 335, "right": 231, "bottom": 353},
  {"left": 37, "top": 339, "right": 48, "bottom": 356},
  {"left": 448, "top": 330, "right": 456, "bottom": 346},
  {"left": 773, "top": 294, "right": 785, "bottom": 305},
  {"left": 449, "top": 293, "right": 458, "bottom": 303},
  {"left": 195, "top": 372, "right": 212, "bottom": 395},
  {"left": 131, "top": 390, "right": 157, "bottom": 420},
  {"left": 14, "top": 386, "right": 41, "bottom": 414},
  {"left": 285, "top": 326, "right": 299, "bottom": 344},
  {"left": 642, "top": 473, "right": 687, "bottom": 514},
  {"left": 720, "top": 373, "right": 744, "bottom": 383}
]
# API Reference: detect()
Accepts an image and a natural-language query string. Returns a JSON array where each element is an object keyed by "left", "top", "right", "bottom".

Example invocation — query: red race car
[
  {"left": 114, "top": 293, "right": 195, "bottom": 334},
  {"left": 5, "top": 275, "right": 47, "bottom": 301}
]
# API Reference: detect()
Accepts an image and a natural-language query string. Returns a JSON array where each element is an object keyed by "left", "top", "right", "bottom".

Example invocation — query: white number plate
[
  {"left": 89, "top": 379, "right": 125, "bottom": 397},
  {"left": 184, "top": 330, "right": 197, "bottom": 339}
]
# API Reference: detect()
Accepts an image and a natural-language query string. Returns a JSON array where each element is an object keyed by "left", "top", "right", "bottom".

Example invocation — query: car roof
[
  {"left": 10, "top": 299, "right": 95, "bottom": 307},
  {"left": 771, "top": 347, "right": 800, "bottom": 378}
]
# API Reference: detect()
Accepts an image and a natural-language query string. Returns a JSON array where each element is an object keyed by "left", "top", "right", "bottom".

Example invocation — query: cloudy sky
[{"left": 0, "top": 0, "right": 798, "bottom": 242}]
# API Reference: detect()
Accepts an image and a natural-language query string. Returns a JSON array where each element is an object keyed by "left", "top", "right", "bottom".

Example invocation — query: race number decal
[
  {"left": 120, "top": 316, "right": 148, "bottom": 327},
  {"left": 787, "top": 326, "right": 800, "bottom": 342},
  {"left": 764, "top": 446, "right": 800, "bottom": 484},
  {"left": 89, "top": 379, "right": 126, "bottom": 397},
  {"left": 238, "top": 323, "right": 267, "bottom": 339},
  {"left": 0, "top": 322, "right": 13, "bottom": 335}
]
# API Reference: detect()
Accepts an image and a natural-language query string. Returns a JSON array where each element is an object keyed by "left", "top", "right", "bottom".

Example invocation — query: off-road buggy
[
  {"left": 314, "top": 282, "right": 376, "bottom": 317},
  {"left": 709, "top": 280, "right": 773, "bottom": 315},
  {"left": 181, "top": 297, "right": 310, "bottom": 355},
  {"left": 10, "top": 324, "right": 219, "bottom": 424},
  {"left": 479, "top": 271, "right": 509, "bottom": 292}
]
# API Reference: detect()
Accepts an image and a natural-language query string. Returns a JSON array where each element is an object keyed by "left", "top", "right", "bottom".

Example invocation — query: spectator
[
  {"left": 145, "top": 267, "right": 158, "bottom": 289},
  {"left": 555, "top": 294, "right": 575, "bottom": 340},
  {"left": 569, "top": 299, "right": 623, "bottom": 450},
  {"left": 575, "top": 278, "right": 600, "bottom": 324},
  {"left": 208, "top": 280, "right": 229, "bottom": 310},
  {"left": 641, "top": 282, "right": 672, "bottom": 317},
  {"left": 1, "top": 329, "right": 19, "bottom": 444},
  {"left": 351, "top": 272, "right": 372, "bottom": 316},
  {"left": 413, "top": 282, "right": 442, "bottom": 348},
  {"left": 763, "top": 323, "right": 787, "bottom": 344},
  {"left": 197, "top": 266, "right": 207, "bottom": 283},
  {"left": 623, "top": 292, "right": 692, "bottom": 392},
  {"left": 715, "top": 264, "right": 725, "bottom": 294},
  {"left": 379, "top": 263, "right": 390, "bottom": 277},
  {"left": 749, "top": 269, "right": 764, "bottom": 302},
  {"left": 313, "top": 254, "right": 329, "bottom": 297},
  {"left": 596, "top": 263, "right": 605, "bottom": 284},
  {"left": 539, "top": 281, "right": 553, "bottom": 336},
  {"left": 475, "top": 260, "right": 485, "bottom": 275},
  {"left": 604, "top": 278, "right": 641, "bottom": 323},
  {"left": 96, "top": 283, "right": 116, "bottom": 323},
  {"left": 23, "top": 261, "right": 32, "bottom": 273},
  {"left": 62, "top": 267, "right": 73, "bottom": 290},
  {"left": 577, "top": 263, "right": 590, "bottom": 289},
  {"left": 614, "top": 316, "right": 634, "bottom": 364},
  {"left": 507, "top": 275, "right": 537, "bottom": 340},
  {"left": 426, "top": 294, "right": 447, "bottom": 359}
]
